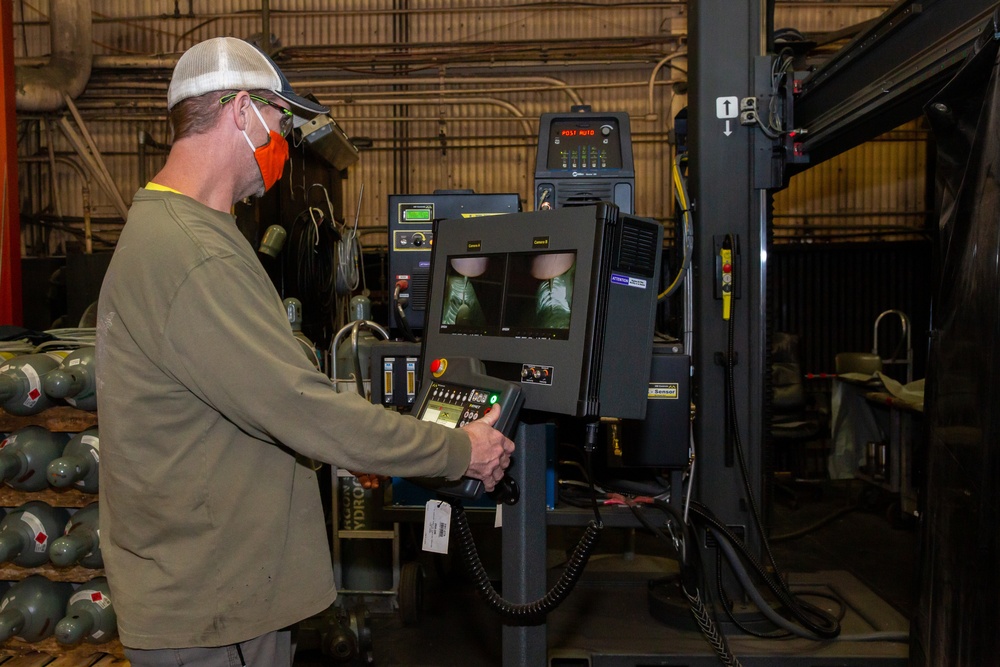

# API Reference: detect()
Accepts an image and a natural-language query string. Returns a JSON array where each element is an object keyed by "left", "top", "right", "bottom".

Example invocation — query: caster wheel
[{"left": 399, "top": 561, "right": 425, "bottom": 626}]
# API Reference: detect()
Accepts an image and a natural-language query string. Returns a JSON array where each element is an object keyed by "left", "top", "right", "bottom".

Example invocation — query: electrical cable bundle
[
  {"left": 660, "top": 152, "right": 693, "bottom": 301},
  {"left": 287, "top": 205, "right": 338, "bottom": 326}
]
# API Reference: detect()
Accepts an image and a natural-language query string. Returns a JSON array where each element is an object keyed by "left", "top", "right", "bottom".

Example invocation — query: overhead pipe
[
  {"left": 22, "top": 155, "right": 93, "bottom": 253},
  {"left": 56, "top": 117, "right": 129, "bottom": 220},
  {"left": 320, "top": 97, "right": 534, "bottom": 135},
  {"left": 15, "top": 0, "right": 93, "bottom": 112},
  {"left": 646, "top": 51, "right": 687, "bottom": 120},
  {"left": 62, "top": 94, "right": 129, "bottom": 212},
  {"left": 304, "top": 76, "right": 584, "bottom": 107},
  {"left": 24, "top": 69, "right": 586, "bottom": 108}
]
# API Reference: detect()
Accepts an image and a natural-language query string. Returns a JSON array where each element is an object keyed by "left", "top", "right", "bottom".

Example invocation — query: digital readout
[{"left": 559, "top": 129, "right": 596, "bottom": 137}]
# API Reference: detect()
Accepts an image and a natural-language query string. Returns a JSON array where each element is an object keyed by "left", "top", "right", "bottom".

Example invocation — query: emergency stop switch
[
  {"left": 713, "top": 234, "right": 739, "bottom": 318},
  {"left": 720, "top": 240, "right": 733, "bottom": 320}
]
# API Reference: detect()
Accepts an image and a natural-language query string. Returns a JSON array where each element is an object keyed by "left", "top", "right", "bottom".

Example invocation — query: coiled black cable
[{"left": 451, "top": 503, "right": 602, "bottom": 623}]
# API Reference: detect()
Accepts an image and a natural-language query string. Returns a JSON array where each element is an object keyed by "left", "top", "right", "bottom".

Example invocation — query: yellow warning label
[
  {"left": 461, "top": 212, "right": 510, "bottom": 217},
  {"left": 648, "top": 383, "right": 679, "bottom": 400}
]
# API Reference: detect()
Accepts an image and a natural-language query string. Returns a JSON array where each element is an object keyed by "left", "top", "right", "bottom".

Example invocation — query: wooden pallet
[
  {"left": 0, "top": 488, "right": 96, "bottom": 510},
  {"left": 0, "top": 637, "right": 127, "bottom": 664},
  {"left": 0, "top": 408, "right": 97, "bottom": 434}
]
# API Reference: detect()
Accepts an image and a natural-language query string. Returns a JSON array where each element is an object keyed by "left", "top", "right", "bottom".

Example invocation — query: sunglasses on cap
[{"left": 219, "top": 92, "right": 293, "bottom": 137}]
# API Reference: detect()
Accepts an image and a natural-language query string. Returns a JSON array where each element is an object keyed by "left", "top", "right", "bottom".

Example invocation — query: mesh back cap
[{"left": 167, "top": 37, "right": 328, "bottom": 120}]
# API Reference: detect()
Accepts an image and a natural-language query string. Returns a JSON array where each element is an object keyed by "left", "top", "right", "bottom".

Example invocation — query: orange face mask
[{"left": 242, "top": 101, "right": 289, "bottom": 194}]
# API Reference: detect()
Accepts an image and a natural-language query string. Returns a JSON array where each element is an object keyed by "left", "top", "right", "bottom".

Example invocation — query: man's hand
[
  {"left": 460, "top": 407, "right": 515, "bottom": 492},
  {"left": 350, "top": 472, "right": 388, "bottom": 490}
]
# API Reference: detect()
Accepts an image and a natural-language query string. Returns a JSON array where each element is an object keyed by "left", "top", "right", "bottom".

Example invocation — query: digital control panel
[
  {"left": 393, "top": 203, "right": 435, "bottom": 252},
  {"left": 545, "top": 118, "right": 623, "bottom": 171},
  {"left": 410, "top": 356, "right": 524, "bottom": 500},
  {"left": 419, "top": 383, "right": 503, "bottom": 429},
  {"left": 534, "top": 110, "right": 634, "bottom": 213}
]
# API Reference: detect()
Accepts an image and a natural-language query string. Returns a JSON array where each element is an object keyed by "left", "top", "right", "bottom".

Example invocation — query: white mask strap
[{"left": 241, "top": 100, "right": 270, "bottom": 151}]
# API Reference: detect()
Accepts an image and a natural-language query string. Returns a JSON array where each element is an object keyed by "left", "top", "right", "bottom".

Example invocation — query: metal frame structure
[
  {"left": 688, "top": 0, "right": 769, "bottom": 571},
  {"left": 499, "top": 1, "right": 1000, "bottom": 664},
  {"left": 795, "top": 0, "right": 1000, "bottom": 167}
]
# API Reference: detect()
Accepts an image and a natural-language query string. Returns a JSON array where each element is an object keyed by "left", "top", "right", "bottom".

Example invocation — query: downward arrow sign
[{"left": 724, "top": 120, "right": 733, "bottom": 137}]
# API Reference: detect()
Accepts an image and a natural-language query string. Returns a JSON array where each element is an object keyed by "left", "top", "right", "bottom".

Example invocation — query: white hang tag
[
  {"left": 422, "top": 500, "right": 452, "bottom": 554},
  {"left": 494, "top": 503, "right": 503, "bottom": 528}
]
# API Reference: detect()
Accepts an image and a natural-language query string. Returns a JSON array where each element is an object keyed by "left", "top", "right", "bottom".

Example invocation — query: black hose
[
  {"left": 392, "top": 283, "right": 418, "bottom": 343},
  {"left": 687, "top": 500, "right": 841, "bottom": 639},
  {"left": 451, "top": 503, "right": 602, "bottom": 623}
]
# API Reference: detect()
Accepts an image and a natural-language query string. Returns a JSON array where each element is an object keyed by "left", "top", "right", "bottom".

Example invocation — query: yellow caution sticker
[{"left": 648, "top": 382, "right": 679, "bottom": 400}]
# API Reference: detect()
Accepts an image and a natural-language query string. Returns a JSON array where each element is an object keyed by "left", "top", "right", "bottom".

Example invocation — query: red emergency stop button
[
  {"left": 430, "top": 358, "right": 447, "bottom": 377},
  {"left": 723, "top": 262, "right": 732, "bottom": 273}
]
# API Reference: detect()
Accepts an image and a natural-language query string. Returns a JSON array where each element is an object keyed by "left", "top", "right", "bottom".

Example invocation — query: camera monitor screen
[
  {"left": 439, "top": 251, "right": 577, "bottom": 340},
  {"left": 422, "top": 203, "right": 663, "bottom": 419}
]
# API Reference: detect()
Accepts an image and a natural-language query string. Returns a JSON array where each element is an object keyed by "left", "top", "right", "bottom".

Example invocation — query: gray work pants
[{"left": 123, "top": 630, "right": 292, "bottom": 667}]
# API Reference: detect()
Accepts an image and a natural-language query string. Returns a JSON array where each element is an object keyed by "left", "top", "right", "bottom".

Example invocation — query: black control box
[{"left": 618, "top": 346, "right": 691, "bottom": 468}]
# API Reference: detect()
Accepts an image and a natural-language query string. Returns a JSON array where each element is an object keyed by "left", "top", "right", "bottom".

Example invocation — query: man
[{"left": 95, "top": 36, "right": 515, "bottom": 666}]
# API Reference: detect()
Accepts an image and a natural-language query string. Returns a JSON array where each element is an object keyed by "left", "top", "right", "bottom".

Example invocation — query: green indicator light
[{"left": 489, "top": 394, "right": 499, "bottom": 405}]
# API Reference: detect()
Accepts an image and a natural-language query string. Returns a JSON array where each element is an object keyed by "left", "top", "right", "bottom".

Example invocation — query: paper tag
[
  {"left": 422, "top": 501, "right": 452, "bottom": 554},
  {"left": 494, "top": 503, "right": 503, "bottom": 528}
]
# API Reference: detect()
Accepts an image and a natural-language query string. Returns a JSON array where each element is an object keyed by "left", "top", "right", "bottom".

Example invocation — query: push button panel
[{"left": 420, "top": 382, "right": 501, "bottom": 429}]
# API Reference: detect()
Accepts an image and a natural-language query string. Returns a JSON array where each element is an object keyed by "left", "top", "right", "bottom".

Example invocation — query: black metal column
[
  {"left": 501, "top": 422, "right": 549, "bottom": 667},
  {"left": 688, "top": 0, "right": 769, "bottom": 561}
]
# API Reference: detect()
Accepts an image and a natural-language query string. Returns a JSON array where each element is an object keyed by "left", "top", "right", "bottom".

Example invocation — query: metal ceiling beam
[{"left": 794, "top": 0, "right": 1000, "bottom": 167}]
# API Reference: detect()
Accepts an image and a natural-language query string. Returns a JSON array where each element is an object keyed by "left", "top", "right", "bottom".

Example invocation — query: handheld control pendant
[{"left": 411, "top": 357, "right": 524, "bottom": 503}]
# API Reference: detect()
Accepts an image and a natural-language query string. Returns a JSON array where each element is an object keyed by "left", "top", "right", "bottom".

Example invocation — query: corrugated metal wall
[
  {"left": 14, "top": 1, "right": 914, "bottom": 257},
  {"left": 774, "top": 122, "right": 930, "bottom": 243}
]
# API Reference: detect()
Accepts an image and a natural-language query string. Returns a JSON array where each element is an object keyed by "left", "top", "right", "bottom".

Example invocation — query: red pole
[{"left": 0, "top": 0, "right": 21, "bottom": 325}]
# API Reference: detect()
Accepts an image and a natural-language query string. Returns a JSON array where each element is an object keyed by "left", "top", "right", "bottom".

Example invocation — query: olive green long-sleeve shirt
[{"left": 96, "top": 188, "right": 471, "bottom": 649}]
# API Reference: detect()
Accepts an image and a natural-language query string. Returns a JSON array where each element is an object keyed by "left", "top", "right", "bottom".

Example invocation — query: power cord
[{"left": 448, "top": 422, "right": 605, "bottom": 623}]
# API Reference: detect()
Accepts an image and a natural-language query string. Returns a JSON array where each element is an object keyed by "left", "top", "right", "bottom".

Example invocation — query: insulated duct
[{"left": 15, "top": 0, "right": 93, "bottom": 112}]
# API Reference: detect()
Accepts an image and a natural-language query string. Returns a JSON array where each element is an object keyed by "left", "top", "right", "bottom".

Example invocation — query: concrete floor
[{"left": 294, "top": 479, "right": 917, "bottom": 666}]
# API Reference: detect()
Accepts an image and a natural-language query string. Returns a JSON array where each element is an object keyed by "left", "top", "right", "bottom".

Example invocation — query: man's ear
[{"left": 228, "top": 91, "right": 252, "bottom": 132}]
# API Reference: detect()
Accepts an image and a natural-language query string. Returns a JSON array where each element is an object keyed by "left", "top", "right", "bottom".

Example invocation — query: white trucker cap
[{"left": 167, "top": 36, "right": 328, "bottom": 120}]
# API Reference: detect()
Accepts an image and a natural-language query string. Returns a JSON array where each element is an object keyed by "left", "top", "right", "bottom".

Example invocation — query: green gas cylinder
[
  {"left": 46, "top": 427, "right": 100, "bottom": 494},
  {"left": 50, "top": 502, "right": 102, "bottom": 569},
  {"left": 0, "top": 575, "right": 74, "bottom": 642},
  {"left": 42, "top": 346, "right": 97, "bottom": 411},
  {"left": 0, "top": 425, "right": 70, "bottom": 491},
  {"left": 284, "top": 297, "right": 322, "bottom": 370},
  {"left": 55, "top": 576, "right": 117, "bottom": 645},
  {"left": 0, "top": 351, "right": 70, "bottom": 415},
  {"left": 335, "top": 296, "right": 379, "bottom": 389},
  {"left": 0, "top": 501, "right": 71, "bottom": 567}
]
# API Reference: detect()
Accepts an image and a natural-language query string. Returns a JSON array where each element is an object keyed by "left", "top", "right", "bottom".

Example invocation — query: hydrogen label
[{"left": 611, "top": 273, "right": 647, "bottom": 289}]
